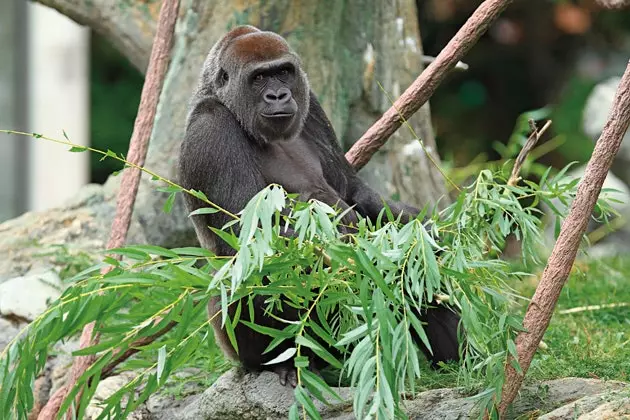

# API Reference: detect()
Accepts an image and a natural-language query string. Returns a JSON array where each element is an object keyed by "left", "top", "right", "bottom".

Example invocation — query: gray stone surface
[
  {"left": 583, "top": 76, "right": 630, "bottom": 187},
  {"left": 540, "top": 390, "right": 630, "bottom": 419},
  {"left": 144, "top": 369, "right": 628, "bottom": 420},
  {"left": 0, "top": 317, "right": 21, "bottom": 352},
  {"left": 0, "top": 268, "right": 62, "bottom": 320},
  {"left": 578, "top": 396, "right": 630, "bottom": 419},
  {"left": 541, "top": 163, "right": 630, "bottom": 257},
  {"left": 155, "top": 369, "right": 353, "bottom": 420}
]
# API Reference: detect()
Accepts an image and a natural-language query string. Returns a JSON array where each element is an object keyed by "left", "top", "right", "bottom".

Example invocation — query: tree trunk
[{"left": 0, "top": 0, "right": 445, "bottom": 279}]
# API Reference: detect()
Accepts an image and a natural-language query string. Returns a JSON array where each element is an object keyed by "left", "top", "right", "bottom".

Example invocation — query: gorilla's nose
[{"left": 263, "top": 87, "right": 292, "bottom": 105}]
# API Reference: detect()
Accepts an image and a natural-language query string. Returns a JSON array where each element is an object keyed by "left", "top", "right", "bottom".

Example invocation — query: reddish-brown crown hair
[{"left": 225, "top": 30, "right": 291, "bottom": 64}]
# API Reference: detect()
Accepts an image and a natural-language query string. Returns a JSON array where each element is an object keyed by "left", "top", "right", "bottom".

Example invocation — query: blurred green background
[{"left": 89, "top": 0, "right": 630, "bottom": 184}]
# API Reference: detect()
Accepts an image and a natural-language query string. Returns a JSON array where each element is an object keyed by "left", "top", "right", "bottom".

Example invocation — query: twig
[
  {"left": 587, "top": 215, "right": 626, "bottom": 245},
  {"left": 507, "top": 119, "right": 552, "bottom": 186},
  {"left": 420, "top": 55, "right": 469, "bottom": 71},
  {"left": 101, "top": 320, "right": 178, "bottom": 379},
  {"left": 497, "top": 60, "right": 630, "bottom": 418},
  {"left": 345, "top": 0, "right": 515, "bottom": 170},
  {"left": 559, "top": 302, "right": 630, "bottom": 315},
  {"left": 36, "top": 1, "right": 180, "bottom": 419}
]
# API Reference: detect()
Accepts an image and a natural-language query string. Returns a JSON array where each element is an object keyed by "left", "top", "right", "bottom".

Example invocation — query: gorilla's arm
[
  {"left": 179, "top": 97, "right": 268, "bottom": 256},
  {"left": 302, "top": 93, "right": 422, "bottom": 224},
  {"left": 349, "top": 179, "right": 421, "bottom": 224}
]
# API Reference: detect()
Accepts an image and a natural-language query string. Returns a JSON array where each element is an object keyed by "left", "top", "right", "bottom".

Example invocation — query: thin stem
[{"left": 0, "top": 130, "right": 240, "bottom": 221}]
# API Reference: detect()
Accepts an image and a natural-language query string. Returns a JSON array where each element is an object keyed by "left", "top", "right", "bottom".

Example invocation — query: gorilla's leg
[
  {"left": 412, "top": 303, "right": 463, "bottom": 368},
  {"left": 208, "top": 294, "right": 312, "bottom": 387}
]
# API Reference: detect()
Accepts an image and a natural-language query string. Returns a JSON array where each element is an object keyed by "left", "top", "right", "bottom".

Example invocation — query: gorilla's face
[
  {"left": 244, "top": 59, "right": 302, "bottom": 141},
  {"left": 213, "top": 30, "right": 310, "bottom": 144}
]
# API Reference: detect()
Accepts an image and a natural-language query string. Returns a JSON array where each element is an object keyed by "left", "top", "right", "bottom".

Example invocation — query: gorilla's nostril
[{"left": 264, "top": 88, "right": 291, "bottom": 104}]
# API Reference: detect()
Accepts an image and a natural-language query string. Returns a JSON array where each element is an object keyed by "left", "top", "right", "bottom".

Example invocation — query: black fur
[{"left": 178, "top": 26, "right": 462, "bottom": 385}]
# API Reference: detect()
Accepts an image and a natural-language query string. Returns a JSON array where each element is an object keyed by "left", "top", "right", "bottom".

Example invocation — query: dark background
[{"left": 88, "top": 0, "right": 630, "bottom": 184}]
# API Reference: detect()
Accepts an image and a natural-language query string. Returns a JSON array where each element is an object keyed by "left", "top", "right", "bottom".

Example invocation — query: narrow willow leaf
[
  {"left": 170, "top": 247, "right": 214, "bottom": 257},
  {"left": 157, "top": 345, "right": 167, "bottom": 382},
  {"left": 301, "top": 369, "right": 343, "bottom": 402},
  {"left": 155, "top": 185, "right": 182, "bottom": 194},
  {"left": 210, "top": 227, "right": 240, "bottom": 252},
  {"left": 163, "top": 192, "right": 177, "bottom": 213},
  {"left": 337, "top": 323, "right": 369, "bottom": 347},
  {"left": 288, "top": 403, "right": 300, "bottom": 420},
  {"left": 240, "top": 320, "right": 295, "bottom": 339},
  {"left": 186, "top": 190, "right": 207, "bottom": 204},
  {"left": 189, "top": 207, "right": 219, "bottom": 216},
  {"left": 294, "top": 385, "right": 322, "bottom": 420}
]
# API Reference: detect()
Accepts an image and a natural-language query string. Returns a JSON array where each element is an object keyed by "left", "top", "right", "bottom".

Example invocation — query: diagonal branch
[
  {"left": 35, "top": 0, "right": 157, "bottom": 72},
  {"left": 345, "top": 0, "right": 514, "bottom": 170},
  {"left": 497, "top": 60, "right": 630, "bottom": 418},
  {"left": 35, "top": 1, "right": 181, "bottom": 419}
]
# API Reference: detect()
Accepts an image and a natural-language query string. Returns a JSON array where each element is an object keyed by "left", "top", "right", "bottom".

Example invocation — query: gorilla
[{"left": 178, "top": 25, "right": 462, "bottom": 386}]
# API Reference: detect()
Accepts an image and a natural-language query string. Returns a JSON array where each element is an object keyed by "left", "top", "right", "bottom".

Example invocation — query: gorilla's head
[{"left": 201, "top": 26, "right": 310, "bottom": 144}]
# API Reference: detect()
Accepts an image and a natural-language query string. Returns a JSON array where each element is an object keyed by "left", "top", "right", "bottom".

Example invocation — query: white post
[
  {"left": 26, "top": 3, "right": 90, "bottom": 212},
  {"left": 0, "top": 0, "right": 27, "bottom": 222}
]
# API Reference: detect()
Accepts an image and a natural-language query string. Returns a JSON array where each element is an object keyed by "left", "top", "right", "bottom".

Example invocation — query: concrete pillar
[{"left": 26, "top": 2, "right": 90, "bottom": 212}]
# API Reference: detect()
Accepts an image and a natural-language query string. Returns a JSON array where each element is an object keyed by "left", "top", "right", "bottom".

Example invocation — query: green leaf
[
  {"left": 157, "top": 345, "right": 167, "bottom": 383},
  {"left": 124, "top": 245, "right": 179, "bottom": 258},
  {"left": 301, "top": 369, "right": 343, "bottom": 403},
  {"left": 294, "top": 385, "right": 322, "bottom": 420},
  {"left": 189, "top": 207, "right": 219, "bottom": 216},
  {"left": 170, "top": 247, "right": 214, "bottom": 257},
  {"left": 163, "top": 192, "right": 176, "bottom": 214},
  {"left": 157, "top": 185, "right": 183, "bottom": 193}
]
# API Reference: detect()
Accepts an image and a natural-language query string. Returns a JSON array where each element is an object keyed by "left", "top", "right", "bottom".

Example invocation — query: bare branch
[
  {"left": 36, "top": 1, "right": 181, "bottom": 418},
  {"left": 497, "top": 60, "right": 630, "bottom": 418},
  {"left": 507, "top": 120, "right": 552, "bottom": 186},
  {"left": 35, "top": 0, "right": 157, "bottom": 71},
  {"left": 101, "top": 320, "right": 178, "bottom": 379},
  {"left": 345, "top": 0, "right": 515, "bottom": 170}
]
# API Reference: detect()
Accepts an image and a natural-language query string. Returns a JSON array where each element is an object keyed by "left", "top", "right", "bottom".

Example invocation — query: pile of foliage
[{"left": 0, "top": 161, "right": 615, "bottom": 420}]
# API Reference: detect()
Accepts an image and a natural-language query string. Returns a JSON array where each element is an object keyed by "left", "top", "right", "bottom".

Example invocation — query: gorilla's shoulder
[{"left": 188, "top": 96, "right": 235, "bottom": 123}]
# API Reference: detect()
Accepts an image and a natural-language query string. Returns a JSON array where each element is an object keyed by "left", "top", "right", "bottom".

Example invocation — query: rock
[
  {"left": 145, "top": 368, "right": 206, "bottom": 414},
  {"left": 146, "top": 369, "right": 628, "bottom": 420},
  {"left": 0, "top": 317, "right": 22, "bottom": 351},
  {"left": 514, "top": 378, "right": 627, "bottom": 418},
  {"left": 583, "top": 76, "right": 630, "bottom": 186},
  {"left": 540, "top": 164, "right": 630, "bottom": 257},
  {"left": 155, "top": 368, "right": 353, "bottom": 420},
  {"left": 540, "top": 390, "right": 629, "bottom": 419},
  {"left": 401, "top": 387, "right": 477, "bottom": 419},
  {"left": 84, "top": 372, "right": 153, "bottom": 420},
  {"left": 0, "top": 269, "right": 62, "bottom": 320},
  {"left": 578, "top": 396, "right": 630, "bottom": 419}
]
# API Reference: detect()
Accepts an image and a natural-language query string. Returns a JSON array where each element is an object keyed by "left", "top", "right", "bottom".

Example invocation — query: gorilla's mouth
[{"left": 261, "top": 112, "right": 294, "bottom": 119}]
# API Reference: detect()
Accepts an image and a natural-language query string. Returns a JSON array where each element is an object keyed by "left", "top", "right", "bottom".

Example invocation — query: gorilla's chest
[{"left": 260, "top": 138, "right": 331, "bottom": 194}]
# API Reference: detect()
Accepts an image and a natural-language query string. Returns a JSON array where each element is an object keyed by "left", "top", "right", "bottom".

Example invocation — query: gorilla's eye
[
  {"left": 221, "top": 71, "right": 229, "bottom": 83},
  {"left": 254, "top": 73, "right": 265, "bottom": 82},
  {"left": 279, "top": 69, "right": 289, "bottom": 77}
]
